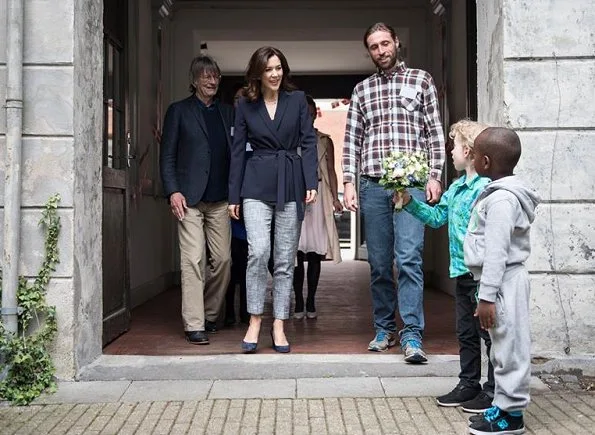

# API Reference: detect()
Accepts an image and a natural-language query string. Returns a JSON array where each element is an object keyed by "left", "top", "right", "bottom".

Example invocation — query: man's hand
[
  {"left": 305, "top": 189, "right": 317, "bottom": 204},
  {"left": 475, "top": 300, "right": 496, "bottom": 330},
  {"left": 343, "top": 182, "right": 358, "bottom": 211},
  {"left": 228, "top": 204, "right": 240, "bottom": 220},
  {"left": 170, "top": 192, "right": 188, "bottom": 221},
  {"left": 426, "top": 179, "right": 442, "bottom": 204}
]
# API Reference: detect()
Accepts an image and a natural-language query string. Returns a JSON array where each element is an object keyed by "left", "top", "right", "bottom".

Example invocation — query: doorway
[{"left": 103, "top": 0, "right": 476, "bottom": 356}]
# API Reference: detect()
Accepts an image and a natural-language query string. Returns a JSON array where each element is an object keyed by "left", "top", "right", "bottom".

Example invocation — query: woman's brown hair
[{"left": 244, "top": 46, "right": 296, "bottom": 102}]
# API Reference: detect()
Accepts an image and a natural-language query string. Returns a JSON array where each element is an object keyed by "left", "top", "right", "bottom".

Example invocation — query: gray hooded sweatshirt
[{"left": 463, "top": 175, "right": 541, "bottom": 302}]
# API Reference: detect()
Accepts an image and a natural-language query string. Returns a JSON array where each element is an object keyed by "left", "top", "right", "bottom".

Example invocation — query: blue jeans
[{"left": 359, "top": 177, "right": 426, "bottom": 344}]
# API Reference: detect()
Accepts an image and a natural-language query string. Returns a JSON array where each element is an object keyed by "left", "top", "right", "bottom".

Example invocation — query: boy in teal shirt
[{"left": 400, "top": 120, "right": 494, "bottom": 412}]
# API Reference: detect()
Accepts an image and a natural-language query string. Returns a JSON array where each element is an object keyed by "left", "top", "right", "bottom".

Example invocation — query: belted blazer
[{"left": 228, "top": 90, "right": 318, "bottom": 219}]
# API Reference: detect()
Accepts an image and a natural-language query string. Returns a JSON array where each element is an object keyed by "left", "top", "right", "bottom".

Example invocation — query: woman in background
[{"left": 293, "top": 96, "right": 343, "bottom": 319}]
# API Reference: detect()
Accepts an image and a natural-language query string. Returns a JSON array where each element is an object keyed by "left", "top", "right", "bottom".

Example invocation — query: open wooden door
[{"left": 102, "top": 0, "right": 131, "bottom": 346}]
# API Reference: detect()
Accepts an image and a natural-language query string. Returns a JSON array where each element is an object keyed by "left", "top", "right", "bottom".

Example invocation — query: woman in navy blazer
[{"left": 228, "top": 47, "right": 318, "bottom": 353}]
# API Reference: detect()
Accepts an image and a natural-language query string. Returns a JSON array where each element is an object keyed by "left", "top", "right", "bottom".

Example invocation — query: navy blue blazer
[
  {"left": 228, "top": 90, "right": 318, "bottom": 219},
  {"left": 160, "top": 95, "right": 234, "bottom": 206}
]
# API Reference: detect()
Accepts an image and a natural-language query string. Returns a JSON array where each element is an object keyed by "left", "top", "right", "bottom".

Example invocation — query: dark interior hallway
[{"left": 104, "top": 260, "right": 458, "bottom": 356}]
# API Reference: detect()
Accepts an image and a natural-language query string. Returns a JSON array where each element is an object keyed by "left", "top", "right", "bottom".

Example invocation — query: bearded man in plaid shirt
[{"left": 342, "top": 22, "right": 446, "bottom": 363}]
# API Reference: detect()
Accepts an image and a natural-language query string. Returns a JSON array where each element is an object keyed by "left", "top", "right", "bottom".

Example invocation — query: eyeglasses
[{"left": 199, "top": 74, "right": 221, "bottom": 82}]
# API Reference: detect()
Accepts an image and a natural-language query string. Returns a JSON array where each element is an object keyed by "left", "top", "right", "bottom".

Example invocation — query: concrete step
[
  {"left": 80, "top": 354, "right": 466, "bottom": 381},
  {"left": 36, "top": 376, "right": 550, "bottom": 404}
]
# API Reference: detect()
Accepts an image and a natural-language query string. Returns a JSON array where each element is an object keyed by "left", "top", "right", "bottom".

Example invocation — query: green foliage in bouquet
[{"left": 0, "top": 194, "right": 60, "bottom": 405}]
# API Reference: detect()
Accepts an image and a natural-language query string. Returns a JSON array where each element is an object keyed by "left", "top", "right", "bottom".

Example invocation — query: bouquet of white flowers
[{"left": 379, "top": 151, "right": 430, "bottom": 210}]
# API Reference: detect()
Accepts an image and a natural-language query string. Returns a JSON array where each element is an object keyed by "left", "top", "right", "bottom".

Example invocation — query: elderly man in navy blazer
[{"left": 160, "top": 55, "right": 234, "bottom": 345}]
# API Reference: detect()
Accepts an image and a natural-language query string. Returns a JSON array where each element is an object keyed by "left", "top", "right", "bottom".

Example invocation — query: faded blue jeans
[{"left": 359, "top": 177, "right": 426, "bottom": 345}]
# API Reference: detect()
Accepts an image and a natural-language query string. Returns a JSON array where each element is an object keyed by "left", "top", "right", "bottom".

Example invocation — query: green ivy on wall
[{"left": 0, "top": 194, "right": 61, "bottom": 405}]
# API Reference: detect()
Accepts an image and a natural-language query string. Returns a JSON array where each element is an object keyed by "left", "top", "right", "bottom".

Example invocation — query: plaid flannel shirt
[{"left": 342, "top": 62, "right": 446, "bottom": 184}]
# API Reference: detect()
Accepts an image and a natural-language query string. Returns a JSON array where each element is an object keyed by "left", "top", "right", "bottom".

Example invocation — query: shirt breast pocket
[{"left": 400, "top": 93, "right": 421, "bottom": 112}]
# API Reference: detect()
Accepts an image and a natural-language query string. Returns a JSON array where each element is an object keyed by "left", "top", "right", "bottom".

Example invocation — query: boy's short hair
[
  {"left": 476, "top": 127, "right": 522, "bottom": 171},
  {"left": 449, "top": 119, "right": 489, "bottom": 150}
]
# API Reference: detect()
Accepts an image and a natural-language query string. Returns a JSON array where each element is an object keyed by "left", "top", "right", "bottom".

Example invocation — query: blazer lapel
[
  {"left": 257, "top": 98, "right": 282, "bottom": 146},
  {"left": 188, "top": 97, "right": 209, "bottom": 138},
  {"left": 273, "top": 91, "right": 289, "bottom": 132}
]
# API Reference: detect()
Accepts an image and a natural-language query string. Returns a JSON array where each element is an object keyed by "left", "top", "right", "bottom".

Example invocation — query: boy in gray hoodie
[{"left": 464, "top": 127, "right": 541, "bottom": 435}]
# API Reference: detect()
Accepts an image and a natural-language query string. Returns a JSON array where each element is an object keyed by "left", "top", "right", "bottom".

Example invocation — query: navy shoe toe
[{"left": 242, "top": 340, "right": 258, "bottom": 353}]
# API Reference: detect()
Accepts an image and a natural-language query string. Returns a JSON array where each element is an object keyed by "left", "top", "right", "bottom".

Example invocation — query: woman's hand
[
  {"left": 305, "top": 190, "right": 317, "bottom": 204},
  {"left": 228, "top": 204, "right": 241, "bottom": 220},
  {"left": 332, "top": 198, "right": 343, "bottom": 213}
]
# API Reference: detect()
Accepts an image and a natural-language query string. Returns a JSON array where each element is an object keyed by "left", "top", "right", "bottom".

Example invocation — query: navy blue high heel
[
  {"left": 242, "top": 340, "right": 258, "bottom": 354},
  {"left": 270, "top": 329, "right": 290, "bottom": 353}
]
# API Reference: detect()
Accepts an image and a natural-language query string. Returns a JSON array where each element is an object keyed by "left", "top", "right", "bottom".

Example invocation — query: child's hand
[
  {"left": 392, "top": 191, "right": 411, "bottom": 206},
  {"left": 475, "top": 300, "right": 496, "bottom": 330},
  {"left": 402, "top": 190, "right": 411, "bottom": 205}
]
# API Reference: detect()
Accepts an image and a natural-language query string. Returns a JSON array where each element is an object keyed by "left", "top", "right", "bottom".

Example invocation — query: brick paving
[{"left": 1, "top": 391, "right": 594, "bottom": 434}]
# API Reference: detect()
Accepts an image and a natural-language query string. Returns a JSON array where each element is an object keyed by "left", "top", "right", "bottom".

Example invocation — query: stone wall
[
  {"left": 477, "top": 0, "right": 595, "bottom": 356},
  {"left": 0, "top": 0, "right": 103, "bottom": 379}
]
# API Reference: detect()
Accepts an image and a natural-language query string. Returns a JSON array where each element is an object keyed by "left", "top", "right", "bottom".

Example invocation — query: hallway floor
[{"left": 104, "top": 260, "right": 458, "bottom": 356}]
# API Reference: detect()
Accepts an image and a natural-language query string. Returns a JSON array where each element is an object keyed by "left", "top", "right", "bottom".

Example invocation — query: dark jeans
[
  {"left": 456, "top": 273, "right": 495, "bottom": 393},
  {"left": 225, "top": 237, "right": 249, "bottom": 322}
]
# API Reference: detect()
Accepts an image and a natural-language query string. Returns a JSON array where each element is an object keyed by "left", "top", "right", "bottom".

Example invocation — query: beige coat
[{"left": 316, "top": 130, "right": 342, "bottom": 264}]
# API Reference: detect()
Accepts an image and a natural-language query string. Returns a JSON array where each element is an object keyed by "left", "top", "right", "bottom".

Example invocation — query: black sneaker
[
  {"left": 462, "top": 391, "right": 494, "bottom": 413},
  {"left": 436, "top": 384, "right": 480, "bottom": 407},
  {"left": 469, "top": 406, "right": 525, "bottom": 434},
  {"left": 469, "top": 413, "right": 484, "bottom": 425},
  {"left": 205, "top": 321, "right": 218, "bottom": 333}
]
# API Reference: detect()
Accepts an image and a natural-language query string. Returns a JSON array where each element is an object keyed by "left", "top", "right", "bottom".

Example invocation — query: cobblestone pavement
[{"left": 1, "top": 391, "right": 594, "bottom": 435}]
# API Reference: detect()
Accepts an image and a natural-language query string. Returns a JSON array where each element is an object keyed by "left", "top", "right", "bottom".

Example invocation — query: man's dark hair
[
  {"left": 244, "top": 46, "right": 297, "bottom": 102},
  {"left": 363, "top": 22, "right": 397, "bottom": 48},
  {"left": 478, "top": 127, "right": 522, "bottom": 172},
  {"left": 188, "top": 55, "right": 221, "bottom": 94}
]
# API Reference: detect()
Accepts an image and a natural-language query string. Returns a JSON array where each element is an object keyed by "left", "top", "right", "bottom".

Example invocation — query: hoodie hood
[{"left": 481, "top": 175, "right": 541, "bottom": 223}]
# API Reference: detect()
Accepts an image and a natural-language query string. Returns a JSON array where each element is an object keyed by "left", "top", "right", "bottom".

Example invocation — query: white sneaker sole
[{"left": 469, "top": 428, "right": 525, "bottom": 435}]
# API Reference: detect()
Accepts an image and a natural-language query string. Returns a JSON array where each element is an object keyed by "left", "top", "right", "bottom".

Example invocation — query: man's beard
[{"left": 374, "top": 50, "right": 398, "bottom": 71}]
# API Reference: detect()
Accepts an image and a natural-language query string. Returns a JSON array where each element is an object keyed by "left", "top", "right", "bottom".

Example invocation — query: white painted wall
[
  {"left": 127, "top": 0, "right": 178, "bottom": 308},
  {"left": 169, "top": 2, "right": 431, "bottom": 100}
]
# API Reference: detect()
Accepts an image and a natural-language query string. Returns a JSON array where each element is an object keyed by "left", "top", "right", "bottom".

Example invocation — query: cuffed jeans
[
  {"left": 456, "top": 273, "right": 495, "bottom": 393},
  {"left": 243, "top": 199, "right": 301, "bottom": 320},
  {"left": 359, "top": 177, "right": 426, "bottom": 344}
]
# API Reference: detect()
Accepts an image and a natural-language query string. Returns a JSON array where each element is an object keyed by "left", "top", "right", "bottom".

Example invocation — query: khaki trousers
[{"left": 178, "top": 201, "right": 231, "bottom": 331}]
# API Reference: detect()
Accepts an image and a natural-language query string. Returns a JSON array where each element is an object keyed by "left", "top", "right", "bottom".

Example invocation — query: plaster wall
[{"left": 477, "top": 0, "right": 595, "bottom": 356}]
